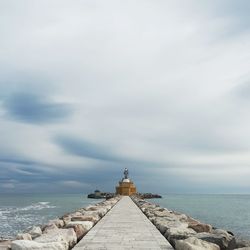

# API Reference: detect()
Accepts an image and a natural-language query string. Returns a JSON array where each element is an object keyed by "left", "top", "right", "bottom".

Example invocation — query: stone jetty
[
  {"left": 2, "top": 196, "right": 121, "bottom": 250},
  {"left": 73, "top": 196, "right": 173, "bottom": 250},
  {"left": 132, "top": 196, "right": 250, "bottom": 250},
  {"left": 1, "top": 169, "right": 250, "bottom": 249},
  {"left": 1, "top": 195, "right": 250, "bottom": 249}
]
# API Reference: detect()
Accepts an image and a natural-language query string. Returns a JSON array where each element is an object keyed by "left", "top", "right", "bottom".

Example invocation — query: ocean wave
[{"left": 19, "top": 202, "right": 56, "bottom": 211}]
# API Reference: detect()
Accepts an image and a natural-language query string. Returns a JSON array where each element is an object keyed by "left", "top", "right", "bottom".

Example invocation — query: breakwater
[
  {"left": 0, "top": 196, "right": 120, "bottom": 250},
  {"left": 1, "top": 195, "right": 250, "bottom": 249},
  {"left": 132, "top": 195, "right": 250, "bottom": 250}
]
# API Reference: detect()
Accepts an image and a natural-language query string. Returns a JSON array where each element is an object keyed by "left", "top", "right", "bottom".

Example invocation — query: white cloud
[{"left": 0, "top": 0, "right": 250, "bottom": 192}]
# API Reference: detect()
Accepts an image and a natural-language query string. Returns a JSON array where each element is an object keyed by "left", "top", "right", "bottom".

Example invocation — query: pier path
[{"left": 73, "top": 196, "right": 173, "bottom": 250}]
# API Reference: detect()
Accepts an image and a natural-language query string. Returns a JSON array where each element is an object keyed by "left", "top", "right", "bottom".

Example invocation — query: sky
[{"left": 0, "top": 0, "right": 250, "bottom": 194}]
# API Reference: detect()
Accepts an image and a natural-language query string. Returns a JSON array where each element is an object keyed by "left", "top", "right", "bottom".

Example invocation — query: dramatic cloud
[
  {"left": 54, "top": 135, "right": 123, "bottom": 162},
  {"left": 0, "top": 0, "right": 250, "bottom": 193},
  {"left": 2, "top": 92, "right": 72, "bottom": 124}
]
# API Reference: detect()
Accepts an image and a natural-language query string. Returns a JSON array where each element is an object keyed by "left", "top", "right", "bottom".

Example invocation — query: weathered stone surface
[
  {"left": 196, "top": 229, "right": 236, "bottom": 250},
  {"left": 73, "top": 196, "right": 173, "bottom": 250},
  {"left": 71, "top": 211, "right": 100, "bottom": 223},
  {"left": 96, "top": 207, "right": 109, "bottom": 217},
  {"left": 35, "top": 228, "right": 77, "bottom": 248},
  {"left": 66, "top": 221, "right": 94, "bottom": 231},
  {"left": 175, "top": 237, "right": 220, "bottom": 250},
  {"left": 188, "top": 220, "right": 213, "bottom": 233},
  {"left": 173, "top": 212, "right": 188, "bottom": 222},
  {"left": 48, "top": 219, "right": 64, "bottom": 228},
  {"left": 28, "top": 226, "right": 42, "bottom": 239},
  {"left": 236, "top": 240, "right": 250, "bottom": 248},
  {"left": 165, "top": 226, "right": 197, "bottom": 245},
  {"left": 65, "top": 224, "right": 88, "bottom": 240},
  {"left": 153, "top": 209, "right": 172, "bottom": 218},
  {"left": 61, "top": 215, "right": 71, "bottom": 225},
  {"left": 16, "top": 233, "right": 32, "bottom": 240},
  {"left": 236, "top": 248, "right": 250, "bottom": 250},
  {"left": 154, "top": 217, "right": 184, "bottom": 234},
  {"left": 70, "top": 212, "right": 83, "bottom": 217},
  {"left": 42, "top": 223, "right": 58, "bottom": 233},
  {"left": 11, "top": 240, "right": 67, "bottom": 250},
  {"left": 85, "top": 205, "right": 98, "bottom": 211},
  {"left": 0, "top": 240, "right": 11, "bottom": 250}
]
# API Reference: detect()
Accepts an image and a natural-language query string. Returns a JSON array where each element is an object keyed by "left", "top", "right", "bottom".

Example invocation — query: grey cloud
[
  {"left": 232, "top": 81, "right": 250, "bottom": 100},
  {"left": 2, "top": 92, "right": 72, "bottom": 124},
  {"left": 54, "top": 135, "right": 125, "bottom": 162}
]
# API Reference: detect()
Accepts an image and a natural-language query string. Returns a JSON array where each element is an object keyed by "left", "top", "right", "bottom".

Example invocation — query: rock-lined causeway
[{"left": 1, "top": 195, "right": 250, "bottom": 249}]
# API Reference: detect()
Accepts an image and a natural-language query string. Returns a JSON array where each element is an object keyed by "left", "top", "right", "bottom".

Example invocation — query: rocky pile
[
  {"left": 138, "top": 193, "right": 162, "bottom": 199},
  {"left": 132, "top": 196, "right": 250, "bottom": 250},
  {"left": 0, "top": 196, "right": 120, "bottom": 250}
]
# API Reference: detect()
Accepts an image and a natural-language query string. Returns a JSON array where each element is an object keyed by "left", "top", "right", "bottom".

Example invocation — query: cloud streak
[{"left": 2, "top": 92, "right": 72, "bottom": 124}]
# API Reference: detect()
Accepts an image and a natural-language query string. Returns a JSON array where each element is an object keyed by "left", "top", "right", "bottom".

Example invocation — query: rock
[
  {"left": 48, "top": 219, "right": 64, "bottom": 228},
  {"left": 175, "top": 237, "right": 220, "bottom": 250},
  {"left": 16, "top": 233, "right": 32, "bottom": 240},
  {"left": 82, "top": 211, "right": 100, "bottom": 221},
  {"left": 152, "top": 209, "right": 172, "bottom": 218},
  {"left": 28, "top": 226, "right": 42, "bottom": 239},
  {"left": 11, "top": 240, "right": 67, "bottom": 250},
  {"left": 96, "top": 207, "right": 109, "bottom": 217},
  {"left": 66, "top": 221, "right": 94, "bottom": 231},
  {"left": 35, "top": 228, "right": 77, "bottom": 248},
  {"left": 85, "top": 205, "right": 98, "bottom": 211},
  {"left": 236, "top": 248, "right": 250, "bottom": 250},
  {"left": 187, "top": 218, "right": 212, "bottom": 233},
  {"left": 173, "top": 212, "right": 188, "bottom": 222},
  {"left": 153, "top": 217, "right": 185, "bottom": 234},
  {"left": 0, "top": 240, "right": 11, "bottom": 250},
  {"left": 65, "top": 224, "right": 88, "bottom": 240},
  {"left": 196, "top": 229, "right": 236, "bottom": 250},
  {"left": 70, "top": 211, "right": 83, "bottom": 217},
  {"left": 236, "top": 239, "right": 250, "bottom": 248},
  {"left": 42, "top": 223, "right": 58, "bottom": 233},
  {"left": 71, "top": 214, "right": 99, "bottom": 223},
  {"left": 61, "top": 215, "right": 71, "bottom": 225},
  {"left": 165, "top": 226, "right": 197, "bottom": 246}
]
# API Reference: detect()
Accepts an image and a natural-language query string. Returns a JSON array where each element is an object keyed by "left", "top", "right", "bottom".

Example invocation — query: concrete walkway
[{"left": 73, "top": 196, "right": 173, "bottom": 250}]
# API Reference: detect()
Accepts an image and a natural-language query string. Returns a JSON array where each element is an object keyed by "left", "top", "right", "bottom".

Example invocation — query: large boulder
[
  {"left": 35, "top": 228, "right": 77, "bottom": 248},
  {"left": 153, "top": 216, "right": 187, "bottom": 234},
  {"left": 165, "top": 226, "right": 197, "bottom": 246},
  {"left": 71, "top": 215, "right": 98, "bottom": 223},
  {"left": 61, "top": 215, "right": 71, "bottom": 225},
  {"left": 175, "top": 237, "right": 220, "bottom": 250},
  {"left": 11, "top": 240, "right": 67, "bottom": 250},
  {"left": 187, "top": 218, "right": 212, "bottom": 233},
  {"left": 236, "top": 240, "right": 250, "bottom": 248},
  {"left": 28, "top": 226, "right": 42, "bottom": 239},
  {"left": 152, "top": 209, "right": 172, "bottom": 218},
  {"left": 0, "top": 240, "right": 11, "bottom": 250},
  {"left": 196, "top": 229, "right": 236, "bottom": 250},
  {"left": 71, "top": 212, "right": 100, "bottom": 223},
  {"left": 95, "top": 207, "right": 109, "bottom": 217},
  {"left": 48, "top": 219, "right": 64, "bottom": 228},
  {"left": 42, "top": 223, "right": 58, "bottom": 233},
  {"left": 16, "top": 233, "right": 32, "bottom": 240},
  {"left": 65, "top": 223, "right": 87, "bottom": 240},
  {"left": 65, "top": 221, "right": 94, "bottom": 231}
]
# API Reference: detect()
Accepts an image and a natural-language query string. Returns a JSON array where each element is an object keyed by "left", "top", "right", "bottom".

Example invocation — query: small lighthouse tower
[{"left": 115, "top": 168, "right": 137, "bottom": 196}]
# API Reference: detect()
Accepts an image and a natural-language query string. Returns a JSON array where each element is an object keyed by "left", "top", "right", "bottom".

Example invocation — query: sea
[{"left": 0, "top": 193, "right": 249, "bottom": 240}]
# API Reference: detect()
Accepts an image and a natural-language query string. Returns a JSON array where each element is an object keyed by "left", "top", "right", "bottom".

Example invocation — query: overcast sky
[{"left": 1, "top": 0, "right": 250, "bottom": 194}]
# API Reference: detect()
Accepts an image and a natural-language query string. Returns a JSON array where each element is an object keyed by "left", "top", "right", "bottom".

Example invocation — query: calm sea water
[
  {"left": 0, "top": 194, "right": 249, "bottom": 240},
  {"left": 151, "top": 194, "right": 250, "bottom": 240},
  {"left": 0, "top": 193, "right": 100, "bottom": 239}
]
